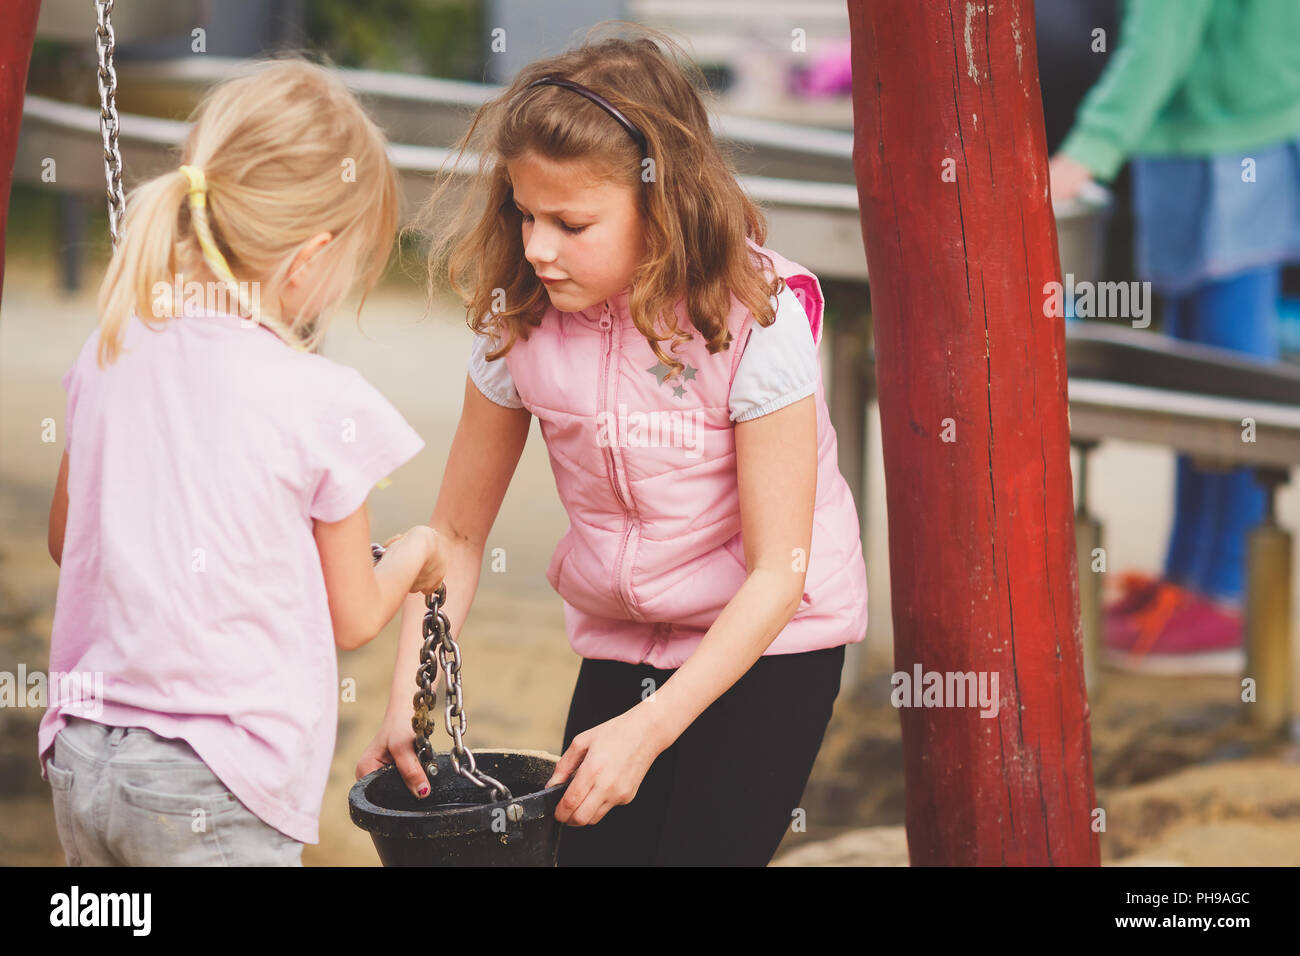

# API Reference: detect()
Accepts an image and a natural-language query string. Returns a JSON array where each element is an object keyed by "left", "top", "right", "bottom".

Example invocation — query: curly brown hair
[{"left": 415, "top": 22, "right": 783, "bottom": 381}]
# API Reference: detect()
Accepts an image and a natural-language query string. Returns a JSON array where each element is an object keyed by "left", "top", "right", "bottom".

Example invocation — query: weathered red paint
[
  {"left": 0, "top": 0, "right": 42, "bottom": 301},
  {"left": 847, "top": 0, "right": 1099, "bottom": 865}
]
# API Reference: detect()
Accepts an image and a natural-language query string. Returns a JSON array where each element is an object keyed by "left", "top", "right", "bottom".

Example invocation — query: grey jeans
[{"left": 47, "top": 715, "right": 303, "bottom": 866}]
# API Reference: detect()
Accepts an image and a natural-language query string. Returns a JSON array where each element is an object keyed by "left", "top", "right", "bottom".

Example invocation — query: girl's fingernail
[{"left": 417, "top": 786, "right": 429, "bottom": 797}]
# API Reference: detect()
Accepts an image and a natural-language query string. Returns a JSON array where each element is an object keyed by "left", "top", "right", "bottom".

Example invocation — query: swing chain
[
  {"left": 423, "top": 584, "right": 513, "bottom": 802},
  {"left": 370, "top": 543, "right": 512, "bottom": 804},
  {"left": 94, "top": 0, "right": 125, "bottom": 247}
]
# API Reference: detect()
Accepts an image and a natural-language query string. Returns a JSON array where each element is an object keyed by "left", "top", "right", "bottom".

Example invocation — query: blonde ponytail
[{"left": 95, "top": 170, "right": 190, "bottom": 366}]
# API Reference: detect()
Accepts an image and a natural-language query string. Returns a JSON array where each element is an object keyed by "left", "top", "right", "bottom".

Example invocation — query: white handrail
[{"left": 21, "top": 94, "right": 861, "bottom": 210}]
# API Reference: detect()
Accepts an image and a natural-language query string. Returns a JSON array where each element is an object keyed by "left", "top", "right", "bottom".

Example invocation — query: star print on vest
[{"left": 646, "top": 360, "right": 697, "bottom": 399}]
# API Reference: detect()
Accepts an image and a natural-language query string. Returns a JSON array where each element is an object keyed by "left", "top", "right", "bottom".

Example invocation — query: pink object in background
[{"left": 792, "top": 38, "right": 853, "bottom": 98}]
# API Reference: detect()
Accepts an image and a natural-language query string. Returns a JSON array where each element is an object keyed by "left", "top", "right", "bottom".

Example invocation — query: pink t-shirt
[{"left": 38, "top": 307, "right": 424, "bottom": 844}]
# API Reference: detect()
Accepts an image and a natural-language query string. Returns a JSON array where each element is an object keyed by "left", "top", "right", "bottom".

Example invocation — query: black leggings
[{"left": 555, "top": 643, "right": 845, "bottom": 866}]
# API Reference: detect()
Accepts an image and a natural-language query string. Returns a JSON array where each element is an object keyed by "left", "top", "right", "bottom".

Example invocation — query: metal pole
[
  {"left": 1245, "top": 468, "right": 1292, "bottom": 737},
  {"left": 1073, "top": 441, "right": 1103, "bottom": 694}
]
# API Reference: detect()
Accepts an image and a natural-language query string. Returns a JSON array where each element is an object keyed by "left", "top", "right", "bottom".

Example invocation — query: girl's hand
[
  {"left": 544, "top": 705, "right": 664, "bottom": 826},
  {"left": 408, "top": 526, "right": 445, "bottom": 595},
  {"left": 1048, "top": 153, "right": 1095, "bottom": 204},
  {"left": 355, "top": 702, "right": 432, "bottom": 799},
  {"left": 381, "top": 526, "right": 446, "bottom": 595}
]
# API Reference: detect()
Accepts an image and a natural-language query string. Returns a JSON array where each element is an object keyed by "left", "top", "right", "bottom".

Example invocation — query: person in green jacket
[{"left": 1049, "top": 0, "right": 1300, "bottom": 674}]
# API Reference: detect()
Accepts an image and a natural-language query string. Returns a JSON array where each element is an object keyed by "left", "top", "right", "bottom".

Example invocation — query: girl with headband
[
  {"left": 357, "top": 26, "right": 869, "bottom": 866},
  {"left": 42, "top": 58, "right": 444, "bottom": 865}
]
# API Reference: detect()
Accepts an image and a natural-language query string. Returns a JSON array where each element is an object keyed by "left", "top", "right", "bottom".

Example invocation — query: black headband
[{"left": 526, "top": 75, "right": 648, "bottom": 156}]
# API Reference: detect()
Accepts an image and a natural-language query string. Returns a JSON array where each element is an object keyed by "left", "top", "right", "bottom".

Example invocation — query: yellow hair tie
[
  {"left": 179, "top": 164, "right": 206, "bottom": 201},
  {"left": 177, "top": 164, "right": 307, "bottom": 353},
  {"left": 179, "top": 164, "right": 236, "bottom": 286}
]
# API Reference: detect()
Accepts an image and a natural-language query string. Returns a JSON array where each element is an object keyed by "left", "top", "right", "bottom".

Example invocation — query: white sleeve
[
  {"left": 468, "top": 332, "right": 523, "bottom": 409},
  {"left": 729, "top": 284, "right": 819, "bottom": 422}
]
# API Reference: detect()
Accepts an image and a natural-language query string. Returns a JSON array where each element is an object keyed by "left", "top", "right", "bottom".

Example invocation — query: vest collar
[{"left": 573, "top": 287, "right": 632, "bottom": 325}]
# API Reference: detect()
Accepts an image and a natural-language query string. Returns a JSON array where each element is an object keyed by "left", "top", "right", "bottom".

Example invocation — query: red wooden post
[
  {"left": 847, "top": 0, "right": 1099, "bottom": 865},
  {"left": 0, "top": 0, "right": 42, "bottom": 301}
]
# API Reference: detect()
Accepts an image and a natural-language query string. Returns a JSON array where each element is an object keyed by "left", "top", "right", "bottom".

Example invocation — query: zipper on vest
[
  {"left": 639, "top": 622, "right": 673, "bottom": 664},
  {"left": 599, "top": 300, "right": 639, "bottom": 621}
]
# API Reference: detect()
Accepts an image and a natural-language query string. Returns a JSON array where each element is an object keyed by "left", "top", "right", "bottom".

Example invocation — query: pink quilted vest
[{"left": 504, "top": 239, "right": 868, "bottom": 668}]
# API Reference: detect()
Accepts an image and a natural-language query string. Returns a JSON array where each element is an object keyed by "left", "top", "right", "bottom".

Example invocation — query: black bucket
[{"left": 348, "top": 750, "right": 569, "bottom": 866}]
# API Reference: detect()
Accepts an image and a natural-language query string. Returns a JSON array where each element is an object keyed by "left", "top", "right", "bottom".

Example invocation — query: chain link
[
  {"left": 94, "top": 0, "right": 125, "bottom": 247},
  {"left": 370, "top": 543, "right": 512, "bottom": 803}
]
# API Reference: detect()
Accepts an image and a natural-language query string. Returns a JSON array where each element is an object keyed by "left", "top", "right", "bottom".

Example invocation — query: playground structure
[{"left": 2, "top": 0, "right": 1296, "bottom": 865}]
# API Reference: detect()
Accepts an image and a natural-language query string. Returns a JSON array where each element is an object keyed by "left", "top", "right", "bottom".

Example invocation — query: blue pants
[{"left": 1162, "top": 266, "right": 1282, "bottom": 603}]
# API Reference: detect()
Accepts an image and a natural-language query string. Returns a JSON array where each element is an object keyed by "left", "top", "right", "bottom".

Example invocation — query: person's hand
[
  {"left": 408, "top": 526, "right": 445, "bottom": 595},
  {"left": 1048, "top": 153, "right": 1095, "bottom": 204},
  {"left": 544, "top": 705, "right": 664, "bottom": 826},
  {"left": 381, "top": 525, "right": 445, "bottom": 595},
  {"left": 355, "top": 701, "right": 433, "bottom": 799}
]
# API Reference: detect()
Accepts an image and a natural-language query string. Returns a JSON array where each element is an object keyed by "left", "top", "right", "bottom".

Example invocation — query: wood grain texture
[
  {"left": 0, "top": 0, "right": 42, "bottom": 298},
  {"left": 848, "top": 0, "right": 1099, "bottom": 865}
]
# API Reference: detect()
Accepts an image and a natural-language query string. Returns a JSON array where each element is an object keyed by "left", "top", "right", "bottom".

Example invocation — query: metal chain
[
  {"left": 371, "top": 543, "right": 512, "bottom": 803},
  {"left": 95, "top": 0, "right": 125, "bottom": 247}
]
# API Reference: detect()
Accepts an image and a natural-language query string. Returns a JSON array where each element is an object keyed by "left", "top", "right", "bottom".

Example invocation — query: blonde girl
[
  {"left": 358, "top": 26, "right": 869, "bottom": 866},
  {"left": 41, "top": 58, "right": 444, "bottom": 866}
]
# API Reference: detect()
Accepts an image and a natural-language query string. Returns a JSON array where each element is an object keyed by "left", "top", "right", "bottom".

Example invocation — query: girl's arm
[
  {"left": 314, "top": 503, "right": 443, "bottom": 651},
  {"left": 356, "top": 375, "right": 531, "bottom": 795},
  {"left": 644, "top": 393, "right": 817, "bottom": 743},
  {"left": 548, "top": 393, "right": 817, "bottom": 824},
  {"left": 49, "top": 450, "right": 70, "bottom": 566}
]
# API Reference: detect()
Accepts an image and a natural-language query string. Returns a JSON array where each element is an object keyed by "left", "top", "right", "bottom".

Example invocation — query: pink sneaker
[
  {"left": 1103, "top": 575, "right": 1243, "bottom": 675},
  {"left": 1102, "top": 571, "right": 1173, "bottom": 650},
  {"left": 1104, "top": 571, "right": 1166, "bottom": 619}
]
